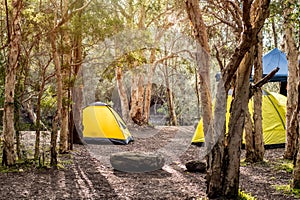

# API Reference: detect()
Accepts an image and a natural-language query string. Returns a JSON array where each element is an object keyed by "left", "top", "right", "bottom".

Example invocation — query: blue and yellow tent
[
  {"left": 83, "top": 102, "right": 133, "bottom": 144},
  {"left": 192, "top": 90, "right": 286, "bottom": 147}
]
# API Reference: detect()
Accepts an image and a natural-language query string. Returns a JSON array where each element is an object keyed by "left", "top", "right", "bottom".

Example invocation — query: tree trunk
[
  {"left": 51, "top": 114, "right": 59, "bottom": 167},
  {"left": 252, "top": 35, "right": 264, "bottom": 161},
  {"left": 2, "top": 0, "right": 22, "bottom": 166},
  {"left": 143, "top": 22, "right": 173, "bottom": 124},
  {"left": 130, "top": 72, "right": 145, "bottom": 125},
  {"left": 71, "top": 74, "right": 85, "bottom": 145},
  {"left": 283, "top": 0, "right": 300, "bottom": 160},
  {"left": 144, "top": 49, "right": 157, "bottom": 124},
  {"left": 292, "top": 81, "right": 300, "bottom": 188},
  {"left": 271, "top": 18, "right": 278, "bottom": 48},
  {"left": 60, "top": 105, "right": 69, "bottom": 153},
  {"left": 195, "top": 68, "right": 202, "bottom": 119},
  {"left": 71, "top": 72, "right": 85, "bottom": 145},
  {"left": 164, "top": 61, "right": 177, "bottom": 126},
  {"left": 185, "top": 0, "right": 212, "bottom": 135},
  {"left": 34, "top": 91, "right": 42, "bottom": 159},
  {"left": 245, "top": 33, "right": 264, "bottom": 163},
  {"left": 14, "top": 102, "right": 21, "bottom": 160},
  {"left": 223, "top": 50, "right": 252, "bottom": 198},
  {"left": 185, "top": 0, "right": 270, "bottom": 198},
  {"left": 144, "top": 67, "right": 154, "bottom": 124},
  {"left": 34, "top": 58, "right": 52, "bottom": 158},
  {"left": 195, "top": 46, "right": 212, "bottom": 133},
  {"left": 185, "top": 0, "right": 215, "bottom": 196},
  {"left": 244, "top": 109, "right": 254, "bottom": 159},
  {"left": 206, "top": 81, "right": 227, "bottom": 198},
  {"left": 49, "top": 29, "right": 61, "bottom": 167},
  {"left": 129, "top": 3, "right": 147, "bottom": 126},
  {"left": 59, "top": 68, "right": 69, "bottom": 153},
  {"left": 116, "top": 67, "right": 131, "bottom": 124},
  {"left": 59, "top": 0, "right": 71, "bottom": 154},
  {"left": 70, "top": 0, "right": 85, "bottom": 146},
  {"left": 221, "top": 0, "right": 270, "bottom": 195}
]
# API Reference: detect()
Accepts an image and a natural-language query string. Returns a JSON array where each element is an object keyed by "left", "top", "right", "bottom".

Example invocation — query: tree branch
[
  {"left": 53, "top": 0, "right": 91, "bottom": 31},
  {"left": 222, "top": 0, "right": 270, "bottom": 91},
  {"left": 214, "top": 45, "right": 224, "bottom": 70},
  {"left": 249, "top": 67, "right": 279, "bottom": 97}
]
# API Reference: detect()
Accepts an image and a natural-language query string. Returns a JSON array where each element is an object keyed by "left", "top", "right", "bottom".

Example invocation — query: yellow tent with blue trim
[
  {"left": 83, "top": 102, "right": 133, "bottom": 144},
  {"left": 192, "top": 90, "right": 286, "bottom": 147}
]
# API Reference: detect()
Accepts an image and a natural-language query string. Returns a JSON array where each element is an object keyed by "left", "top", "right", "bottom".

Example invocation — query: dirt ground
[{"left": 0, "top": 126, "right": 297, "bottom": 200}]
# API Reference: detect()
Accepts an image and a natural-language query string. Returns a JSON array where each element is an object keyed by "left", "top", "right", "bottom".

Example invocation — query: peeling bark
[
  {"left": 293, "top": 80, "right": 300, "bottom": 188},
  {"left": 245, "top": 32, "right": 264, "bottom": 163},
  {"left": 2, "top": 0, "right": 22, "bottom": 166},
  {"left": 223, "top": 50, "right": 253, "bottom": 198},
  {"left": 130, "top": 72, "right": 146, "bottom": 126},
  {"left": 283, "top": 0, "right": 300, "bottom": 160}
]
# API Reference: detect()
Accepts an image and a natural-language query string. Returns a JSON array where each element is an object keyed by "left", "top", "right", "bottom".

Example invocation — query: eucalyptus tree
[
  {"left": 263, "top": 0, "right": 284, "bottom": 50},
  {"left": 43, "top": 0, "right": 91, "bottom": 165},
  {"left": 2, "top": 0, "right": 22, "bottom": 166},
  {"left": 282, "top": 0, "right": 300, "bottom": 189},
  {"left": 153, "top": 27, "right": 198, "bottom": 125},
  {"left": 185, "top": 0, "right": 270, "bottom": 198},
  {"left": 262, "top": 0, "right": 299, "bottom": 161},
  {"left": 244, "top": 29, "right": 264, "bottom": 163},
  {"left": 0, "top": 3, "right": 6, "bottom": 125},
  {"left": 105, "top": 0, "right": 185, "bottom": 125},
  {"left": 283, "top": 0, "right": 300, "bottom": 160},
  {"left": 1, "top": 0, "right": 57, "bottom": 163},
  {"left": 200, "top": 0, "right": 268, "bottom": 162},
  {"left": 11, "top": 0, "right": 55, "bottom": 160},
  {"left": 294, "top": 80, "right": 300, "bottom": 188}
]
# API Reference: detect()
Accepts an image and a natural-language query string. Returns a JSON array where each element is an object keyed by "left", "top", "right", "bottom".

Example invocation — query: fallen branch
[{"left": 249, "top": 67, "right": 280, "bottom": 98}]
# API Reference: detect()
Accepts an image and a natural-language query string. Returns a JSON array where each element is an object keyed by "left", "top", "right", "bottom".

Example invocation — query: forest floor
[{"left": 0, "top": 126, "right": 298, "bottom": 200}]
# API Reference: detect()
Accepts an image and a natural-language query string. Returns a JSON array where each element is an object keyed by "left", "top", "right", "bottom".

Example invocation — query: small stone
[{"left": 110, "top": 151, "right": 165, "bottom": 173}]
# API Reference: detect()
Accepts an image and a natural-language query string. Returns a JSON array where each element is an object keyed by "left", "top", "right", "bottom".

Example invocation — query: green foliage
[
  {"left": 240, "top": 159, "right": 248, "bottom": 167},
  {"left": 269, "top": 0, "right": 284, "bottom": 17},
  {"left": 274, "top": 184, "right": 300, "bottom": 198},
  {"left": 40, "top": 87, "right": 57, "bottom": 126},
  {"left": 57, "top": 155, "right": 73, "bottom": 169},
  {"left": 0, "top": 150, "right": 74, "bottom": 172},
  {"left": 238, "top": 190, "right": 256, "bottom": 200},
  {"left": 273, "top": 159, "right": 294, "bottom": 173},
  {"left": 79, "top": 1, "right": 125, "bottom": 46},
  {"left": 36, "top": 152, "right": 74, "bottom": 170},
  {"left": 0, "top": 158, "right": 37, "bottom": 173}
]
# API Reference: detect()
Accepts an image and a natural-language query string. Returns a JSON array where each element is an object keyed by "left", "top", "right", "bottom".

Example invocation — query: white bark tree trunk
[{"left": 2, "top": 0, "right": 22, "bottom": 166}]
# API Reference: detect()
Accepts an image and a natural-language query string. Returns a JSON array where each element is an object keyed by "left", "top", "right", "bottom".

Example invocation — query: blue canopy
[
  {"left": 257, "top": 48, "right": 288, "bottom": 82},
  {"left": 216, "top": 48, "right": 288, "bottom": 82}
]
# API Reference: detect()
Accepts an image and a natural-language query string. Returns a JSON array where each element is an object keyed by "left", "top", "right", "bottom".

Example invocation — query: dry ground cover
[{"left": 0, "top": 126, "right": 298, "bottom": 199}]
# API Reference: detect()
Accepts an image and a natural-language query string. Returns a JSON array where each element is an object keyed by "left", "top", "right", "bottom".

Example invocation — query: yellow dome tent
[
  {"left": 192, "top": 90, "right": 286, "bottom": 147},
  {"left": 83, "top": 102, "right": 133, "bottom": 144}
]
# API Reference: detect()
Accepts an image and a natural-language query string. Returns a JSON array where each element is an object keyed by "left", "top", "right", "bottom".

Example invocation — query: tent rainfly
[
  {"left": 259, "top": 48, "right": 288, "bottom": 82},
  {"left": 216, "top": 48, "right": 289, "bottom": 82},
  {"left": 192, "top": 90, "right": 286, "bottom": 147},
  {"left": 82, "top": 102, "right": 133, "bottom": 145}
]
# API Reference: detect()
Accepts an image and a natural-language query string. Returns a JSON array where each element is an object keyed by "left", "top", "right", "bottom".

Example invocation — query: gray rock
[
  {"left": 110, "top": 151, "right": 165, "bottom": 172},
  {"left": 185, "top": 160, "right": 206, "bottom": 173}
]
